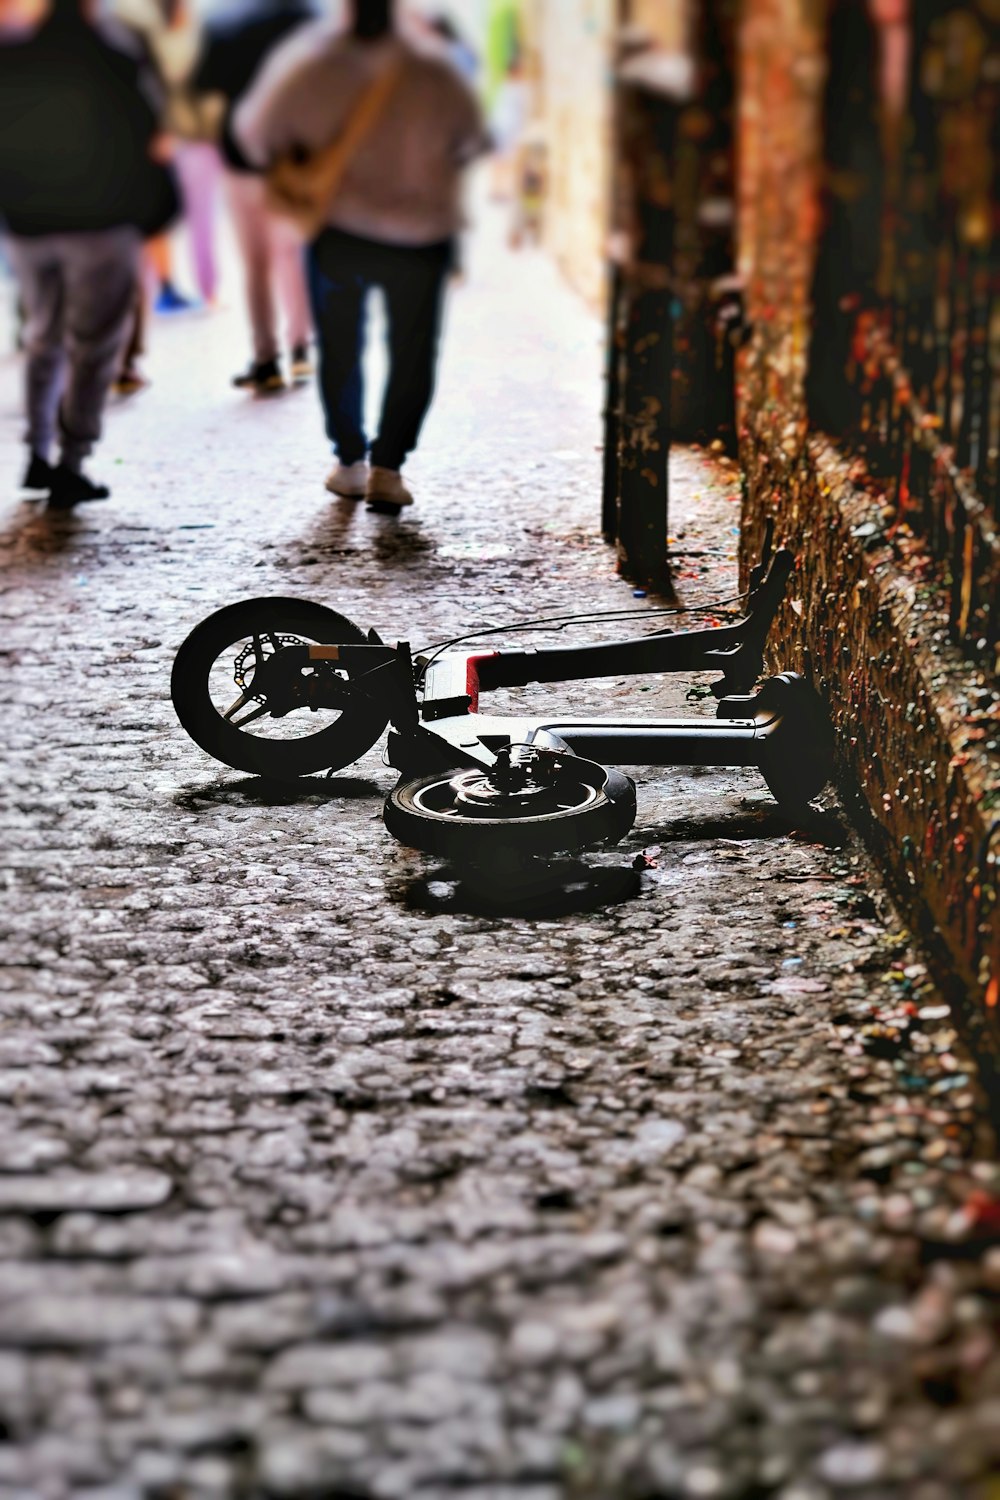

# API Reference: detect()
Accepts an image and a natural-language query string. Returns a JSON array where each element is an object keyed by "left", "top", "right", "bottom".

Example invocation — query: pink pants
[
  {"left": 175, "top": 142, "right": 221, "bottom": 304},
  {"left": 226, "top": 171, "right": 312, "bottom": 362}
]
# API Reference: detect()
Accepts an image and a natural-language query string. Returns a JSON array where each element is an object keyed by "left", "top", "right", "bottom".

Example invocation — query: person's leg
[
  {"left": 115, "top": 283, "right": 148, "bottom": 392},
  {"left": 268, "top": 212, "right": 312, "bottom": 355},
  {"left": 147, "top": 232, "right": 190, "bottom": 311},
  {"left": 226, "top": 172, "right": 279, "bottom": 364},
  {"left": 175, "top": 142, "right": 220, "bottom": 304},
  {"left": 147, "top": 234, "right": 172, "bottom": 286},
  {"left": 6, "top": 235, "right": 67, "bottom": 467},
  {"left": 58, "top": 227, "right": 142, "bottom": 474},
  {"left": 370, "top": 241, "right": 451, "bottom": 472},
  {"left": 307, "top": 231, "right": 368, "bottom": 464}
]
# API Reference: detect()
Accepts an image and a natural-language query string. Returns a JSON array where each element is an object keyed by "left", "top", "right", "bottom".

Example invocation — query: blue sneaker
[{"left": 155, "top": 282, "right": 196, "bottom": 314}]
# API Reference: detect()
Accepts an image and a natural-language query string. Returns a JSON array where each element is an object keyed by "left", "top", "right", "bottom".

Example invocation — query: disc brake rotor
[
  {"left": 230, "top": 632, "right": 355, "bottom": 720},
  {"left": 233, "top": 633, "right": 306, "bottom": 704}
]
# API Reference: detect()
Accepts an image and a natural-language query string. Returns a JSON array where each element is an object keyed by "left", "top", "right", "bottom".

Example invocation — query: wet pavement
[{"left": 1, "top": 208, "right": 1000, "bottom": 1499}]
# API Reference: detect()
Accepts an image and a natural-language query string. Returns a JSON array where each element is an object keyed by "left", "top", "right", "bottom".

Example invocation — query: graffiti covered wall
[{"left": 737, "top": 0, "right": 1000, "bottom": 1064}]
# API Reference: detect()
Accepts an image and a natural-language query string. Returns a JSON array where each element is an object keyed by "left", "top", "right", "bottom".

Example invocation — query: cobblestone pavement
[{"left": 2, "top": 210, "right": 1000, "bottom": 1500}]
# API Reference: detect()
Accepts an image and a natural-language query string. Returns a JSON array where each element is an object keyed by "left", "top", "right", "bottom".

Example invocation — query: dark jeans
[{"left": 307, "top": 227, "right": 453, "bottom": 471}]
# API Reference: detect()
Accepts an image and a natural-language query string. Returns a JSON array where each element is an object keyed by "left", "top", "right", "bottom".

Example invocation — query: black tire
[
  {"left": 171, "top": 597, "right": 389, "bottom": 780},
  {"left": 384, "top": 753, "right": 636, "bottom": 860},
  {"left": 756, "top": 672, "right": 836, "bottom": 811}
]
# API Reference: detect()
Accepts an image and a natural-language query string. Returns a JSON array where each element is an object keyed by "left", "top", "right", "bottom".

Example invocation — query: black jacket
[
  {"left": 0, "top": 14, "right": 162, "bottom": 237},
  {"left": 193, "top": 0, "right": 316, "bottom": 172},
  {"left": 194, "top": 0, "right": 317, "bottom": 102}
]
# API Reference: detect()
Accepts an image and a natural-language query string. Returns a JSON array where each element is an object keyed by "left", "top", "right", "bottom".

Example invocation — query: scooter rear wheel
[
  {"left": 384, "top": 748, "right": 636, "bottom": 860},
  {"left": 171, "top": 597, "right": 389, "bottom": 780}
]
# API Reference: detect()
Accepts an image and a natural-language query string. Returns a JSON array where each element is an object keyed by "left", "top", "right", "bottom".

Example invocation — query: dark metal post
[
  {"left": 601, "top": 263, "right": 624, "bottom": 542},
  {"left": 610, "top": 54, "right": 691, "bottom": 589},
  {"left": 617, "top": 236, "right": 673, "bottom": 584}
]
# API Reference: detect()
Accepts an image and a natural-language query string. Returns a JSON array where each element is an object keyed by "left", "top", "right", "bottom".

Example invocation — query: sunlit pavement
[{"left": 1, "top": 204, "right": 999, "bottom": 1499}]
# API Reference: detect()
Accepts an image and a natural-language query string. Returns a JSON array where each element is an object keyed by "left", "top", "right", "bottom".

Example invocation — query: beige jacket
[
  {"left": 112, "top": 0, "right": 224, "bottom": 141},
  {"left": 233, "top": 24, "right": 486, "bottom": 246}
]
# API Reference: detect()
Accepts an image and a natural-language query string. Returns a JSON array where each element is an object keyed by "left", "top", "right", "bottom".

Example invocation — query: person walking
[
  {"left": 193, "top": 0, "right": 317, "bottom": 394},
  {"left": 115, "top": 0, "right": 222, "bottom": 309},
  {"left": 111, "top": 0, "right": 214, "bottom": 397},
  {"left": 0, "top": 0, "right": 167, "bottom": 506},
  {"left": 233, "top": 0, "right": 486, "bottom": 508}
]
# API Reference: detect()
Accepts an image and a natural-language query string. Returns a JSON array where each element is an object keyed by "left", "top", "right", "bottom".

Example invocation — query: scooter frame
[{"left": 171, "top": 532, "right": 833, "bottom": 857}]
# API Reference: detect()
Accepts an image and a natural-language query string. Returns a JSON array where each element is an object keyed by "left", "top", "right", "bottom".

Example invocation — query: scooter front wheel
[
  {"left": 171, "top": 597, "right": 389, "bottom": 780},
  {"left": 384, "top": 747, "right": 636, "bottom": 860}
]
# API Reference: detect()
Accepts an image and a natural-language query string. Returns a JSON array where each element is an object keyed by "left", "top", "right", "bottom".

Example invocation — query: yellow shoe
[
  {"left": 366, "top": 466, "right": 413, "bottom": 508},
  {"left": 290, "top": 343, "right": 313, "bottom": 381}
]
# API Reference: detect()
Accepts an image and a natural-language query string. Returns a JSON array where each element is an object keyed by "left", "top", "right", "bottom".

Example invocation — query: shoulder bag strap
[{"left": 308, "top": 54, "right": 405, "bottom": 210}]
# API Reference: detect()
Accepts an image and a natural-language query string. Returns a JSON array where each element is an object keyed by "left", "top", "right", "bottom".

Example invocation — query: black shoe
[
  {"left": 232, "top": 358, "right": 285, "bottom": 394},
  {"left": 47, "top": 465, "right": 111, "bottom": 509},
  {"left": 22, "top": 452, "right": 55, "bottom": 490}
]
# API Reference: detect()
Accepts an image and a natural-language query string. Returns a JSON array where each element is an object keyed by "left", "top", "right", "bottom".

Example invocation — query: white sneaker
[
  {"left": 366, "top": 466, "right": 413, "bottom": 508},
  {"left": 325, "top": 460, "right": 369, "bottom": 498}
]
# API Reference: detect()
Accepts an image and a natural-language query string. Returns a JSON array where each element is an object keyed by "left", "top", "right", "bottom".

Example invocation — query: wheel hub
[
  {"left": 233, "top": 636, "right": 353, "bottom": 717},
  {"left": 417, "top": 746, "right": 602, "bottom": 820}
]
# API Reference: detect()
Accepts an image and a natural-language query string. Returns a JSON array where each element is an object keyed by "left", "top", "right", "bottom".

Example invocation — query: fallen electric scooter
[{"left": 170, "top": 529, "right": 834, "bottom": 862}]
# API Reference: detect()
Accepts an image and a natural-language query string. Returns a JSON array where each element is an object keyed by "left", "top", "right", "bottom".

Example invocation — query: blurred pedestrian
[
  {"left": 114, "top": 0, "right": 219, "bottom": 311},
  {"left": 425, "top": 12, "right": 478, "bottom": 85},
  {"left": 488, "top": 47, "right": 528, "bottom": 202},
  {"left": 0, "top": 0, "right": 171, "bottom": 506},
  {"left": 234, "top": 0, "right": 486, "bottom": 508},
  {"left": 195, "top": 0, "right": 318, "bottom": 393},
  {"left": 508, "top": 123, "right": 546, "bottom": 249},
  {"left": 113, "top": 287, "right": 149, "bottom": 394}
]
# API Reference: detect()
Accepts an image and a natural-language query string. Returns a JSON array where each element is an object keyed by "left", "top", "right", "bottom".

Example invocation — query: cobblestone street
[{"left": 2, "top": 208, "right": 1000, "bottom": 1500}]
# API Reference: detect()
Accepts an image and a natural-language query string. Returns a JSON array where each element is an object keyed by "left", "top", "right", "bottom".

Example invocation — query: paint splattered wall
[
  {"left": 738, "top": 0, "right": 823, "bottom": 436},
  {"left": 736, "top": 0, "right": 1000, "bottom": 1067}
]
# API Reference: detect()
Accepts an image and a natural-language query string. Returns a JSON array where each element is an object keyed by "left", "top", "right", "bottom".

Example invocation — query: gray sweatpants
[{"left": 6, "top": 227, "right": 142, "bottom": 471}]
